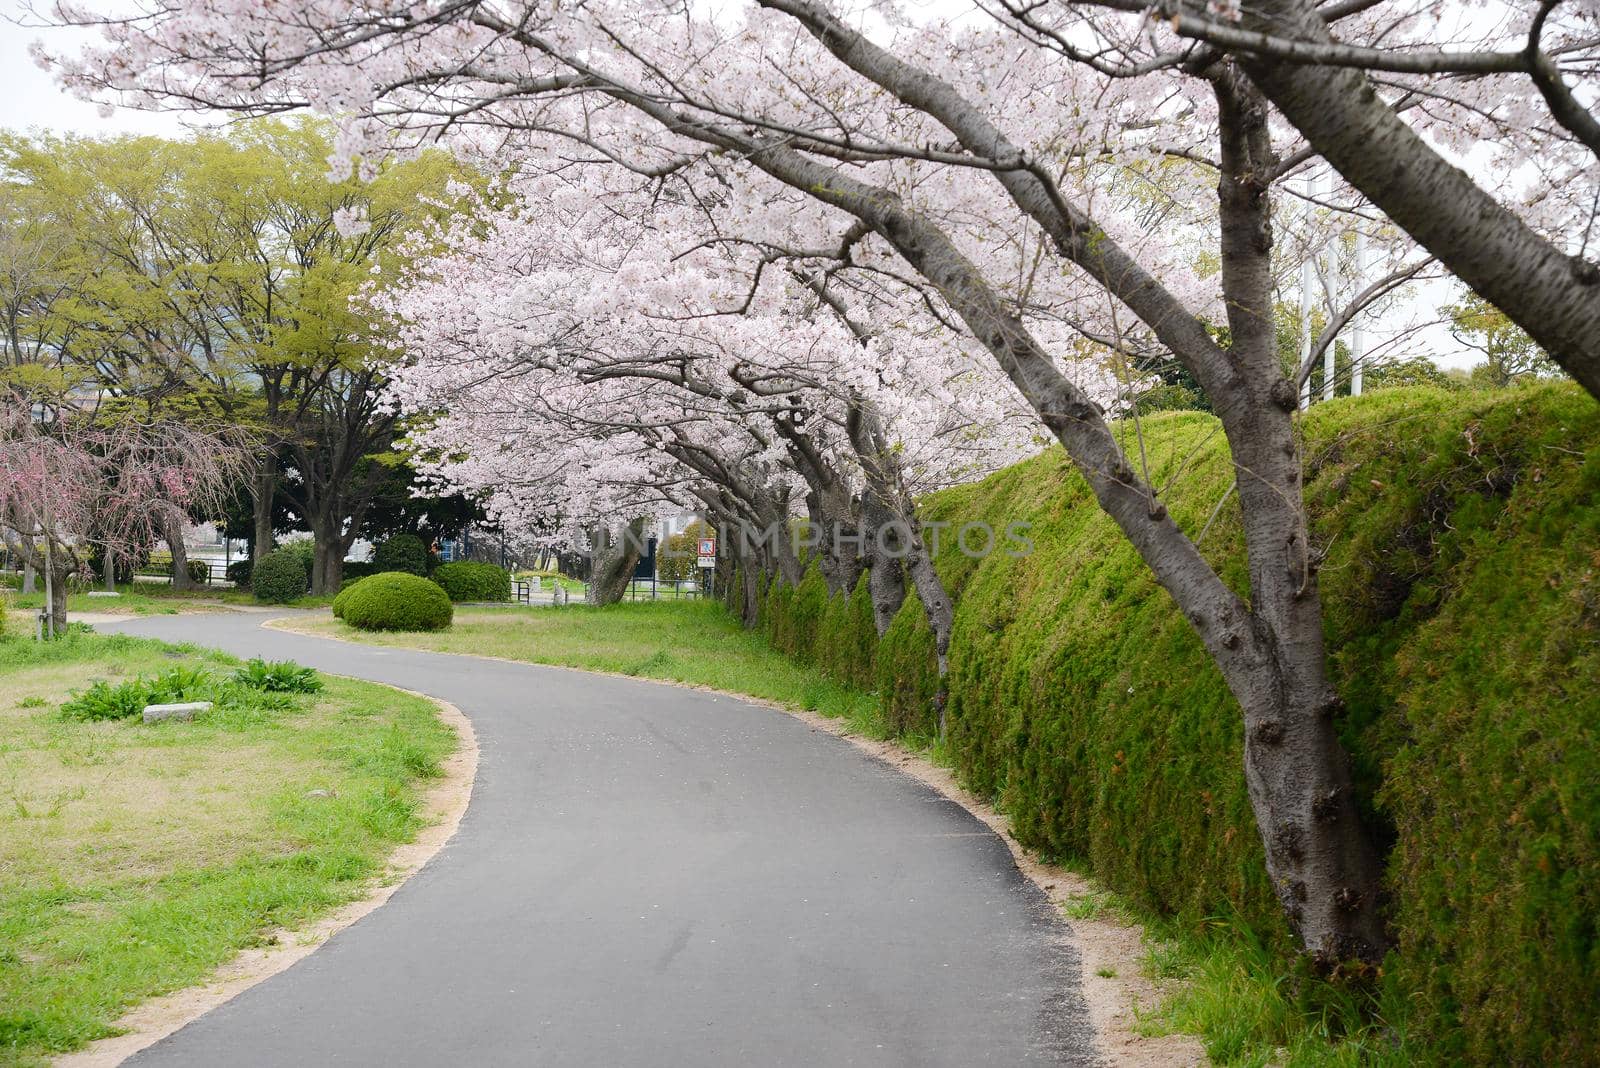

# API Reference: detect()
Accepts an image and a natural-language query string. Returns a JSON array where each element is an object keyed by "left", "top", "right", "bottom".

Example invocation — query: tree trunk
[
  {"left": 165, "top": 513, "right": 197, "bottom": 591},
  {"left": 251, "top": 468, "right": 277, "bottom": 566},
  {"left": 309, "top": 511, "right": 346, "bottom": 595},
  {"left": 22, "top": 553, "right": 36, "bottom": 595},
  {"left": 1238, "top": 0, "right": 1600, "bottom": 400},
  {"left": 741, "top": 556, "right": 761, "bottom": 625},
  {"left": 48, "top": 566, "right": 68, "bottom": 633},
  {"left": 588, "top": 518, "right": 647, "bottom": 605},
  {"left": 1199, "top": 70, "right": 1388, "bottom": 966},
  {"left": 103, "top": 546, "right": 116, "bottom": 592}
]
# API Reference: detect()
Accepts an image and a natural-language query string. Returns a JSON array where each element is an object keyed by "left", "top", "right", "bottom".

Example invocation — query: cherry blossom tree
[
  {"left": 38, "top": 0, "right": 1585, "bottom": 964},
  {"left": 0, "top": 398, "right": 249, "bottom": 633}
]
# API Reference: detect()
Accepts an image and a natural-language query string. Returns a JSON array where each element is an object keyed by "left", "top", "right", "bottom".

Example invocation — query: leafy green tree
[
  {"left": 0, "top": 121, "right": 472, "bottom": 592},
  {"left": 1447, "top": 294, "right": 1557, "bottom": 389}
]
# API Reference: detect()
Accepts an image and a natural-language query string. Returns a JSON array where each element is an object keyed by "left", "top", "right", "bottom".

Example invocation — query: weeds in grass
[{"left": 232, "top": 659, "right": 322, "bottom": 694}]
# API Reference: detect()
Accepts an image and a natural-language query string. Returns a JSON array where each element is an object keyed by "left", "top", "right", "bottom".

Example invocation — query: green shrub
[
  {"left": 283, "top": 538, "right": 316, "bottom": 574},
  {"left": 372, "top": 534, "right": 430, "bottom": 576},
  {"left": 342, "top": 560, "right": 380, "bottom": 581},
  {"left": 339, "top": 572, "right": 453, "bottom": 632},
  {"left": 231, "top": 658, "right": 322, "bottom": 693},
  {"left": 430, "top": 561, "right": 512, "bottom": 602},
  {"left": 226, "top": 559, "right": 252, "bottom": 588},
  {"left": 251, "top": 548, "right": 308, "bottom": 604}
]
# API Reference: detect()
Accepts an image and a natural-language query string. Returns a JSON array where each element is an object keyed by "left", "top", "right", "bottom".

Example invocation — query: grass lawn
[
  {"left": 1, "top": 580, "right": 335, "bottom": 621},
  {"left": 297, "top": 600, "right": 884, "bottom": 734},
  {"left": 0, "top": 631, "right": 455, "bottom": 1066}
]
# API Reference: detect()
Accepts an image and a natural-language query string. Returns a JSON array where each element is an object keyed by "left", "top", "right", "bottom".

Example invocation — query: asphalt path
[{"left": 104, "top": 611, "right": 1098, "bottom": 1066}]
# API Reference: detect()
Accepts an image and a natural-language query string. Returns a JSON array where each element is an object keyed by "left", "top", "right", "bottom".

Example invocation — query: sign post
[{"left": 697, "top": 536, "right": 716, "bottom": 595}]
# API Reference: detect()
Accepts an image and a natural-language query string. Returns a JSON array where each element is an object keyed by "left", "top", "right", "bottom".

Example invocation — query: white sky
[
  {"left": 0, "top": 0, "right": 210, "bottom": 137},
  {"left": 0, "top": 0, "right": 1476, "bottom": 372}
]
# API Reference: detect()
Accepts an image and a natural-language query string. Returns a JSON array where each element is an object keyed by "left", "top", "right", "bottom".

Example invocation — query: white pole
[
  {"left": 1299, "top": 253, "right": 1316, "bottom": 410},
  {"left": 1350, "top": 231, "right": 1368, "bottom": 396},
  {"left": 1298, "top": 172, "right": 1322, "bottom": 410}
]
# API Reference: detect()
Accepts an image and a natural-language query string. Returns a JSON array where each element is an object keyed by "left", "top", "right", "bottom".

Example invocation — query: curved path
[{"left": 104, "top": 612, "right": 1096, "bottom": 1066}]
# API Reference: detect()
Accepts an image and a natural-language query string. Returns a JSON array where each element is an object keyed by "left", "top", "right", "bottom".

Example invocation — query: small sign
[{"left": 697, "top": 538, "right": 716, "bottom": 556}]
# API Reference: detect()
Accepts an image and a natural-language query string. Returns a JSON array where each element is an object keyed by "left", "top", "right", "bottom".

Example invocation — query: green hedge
[
  {"left": 431, "top": 561, "right": 511, "bottom": 602},
  {"left": 251, "top": 548, "right": 308, "bottom": 604},
  {"left": 757, "top": 383, "right": 1600, "bottom": 1065},
  {"left": 339, "top": 572, "right": 453, "bottom": 632}
]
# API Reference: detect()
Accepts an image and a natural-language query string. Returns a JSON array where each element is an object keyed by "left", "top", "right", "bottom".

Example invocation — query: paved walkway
[{"left": 105, "top": 612, "right": 1097, "bottom": 1066}]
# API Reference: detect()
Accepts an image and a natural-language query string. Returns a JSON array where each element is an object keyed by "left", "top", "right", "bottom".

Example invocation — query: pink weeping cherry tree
[{"left": 0, "top": 399, "right": 250, "bottom": 634}]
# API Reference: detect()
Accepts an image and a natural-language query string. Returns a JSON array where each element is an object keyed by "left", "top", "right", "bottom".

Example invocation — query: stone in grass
[
  {"left": 142, "top": 701, "right": 212, "bottom": 724},
  {"left": 87, "top": 590, "right": 122, "bottom": 598}
]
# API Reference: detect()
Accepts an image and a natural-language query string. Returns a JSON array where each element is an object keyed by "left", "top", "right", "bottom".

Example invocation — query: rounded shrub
[
  {"left": 252, "top": 548, "right": 309, "bottom": 604},
  {"left": 372, "top": 534, "right": 430, "bottom": 576},
  {"left": 431, "top": 561, "right": 511, "bottom": 603},
  {"left": 339, "top": 572, "right": 452, "bottom": 632}
]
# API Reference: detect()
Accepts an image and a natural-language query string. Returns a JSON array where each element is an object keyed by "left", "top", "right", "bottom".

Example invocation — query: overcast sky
[{"left": 0, "top": 0, "right": 208, "bottom": 137}]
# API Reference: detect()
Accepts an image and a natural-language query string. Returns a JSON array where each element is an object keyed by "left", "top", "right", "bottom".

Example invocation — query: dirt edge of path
[
  {"left": 53, "top": 686, "right": 479, "bottom": 1068},
  {"left": 265, "top": 614, "right": 1204, "bottom": 1067}
]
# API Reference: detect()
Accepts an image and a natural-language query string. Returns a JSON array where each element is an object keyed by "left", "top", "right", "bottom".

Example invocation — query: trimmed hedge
[
  {"left": 226, "top": 559, "right": 252, "bottom": 588},
  {"left": 431, "top": 561, "right": 511, "bottom": 603},
  {"left": 373, "top": 534, "right": 430, "bottom": 577},
  {"left": 758, "top": 383, "right": 1600, "bottom": 1065},
  {"left": 251, "top": 548, "right": 308, "bottom": 604},
  {"left": 339, "top": 572, "right": 453, "bottom": 632}
]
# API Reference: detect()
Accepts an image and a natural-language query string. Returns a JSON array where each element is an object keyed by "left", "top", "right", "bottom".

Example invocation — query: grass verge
[{"left": 0, "top": 630, "right": 455, "bottom": 1066}]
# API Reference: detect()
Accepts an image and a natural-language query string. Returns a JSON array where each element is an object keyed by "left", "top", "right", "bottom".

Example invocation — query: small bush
[
  {"left": 226, "top": 559, "right": 252, "bottom": 588},
  {"left": 431, "top": 561, "right": 511, "bottom": 602},
  {"left": 185, "top": 560, "right": 210, "bottom": 584},
  {"left": 340, "top": 572, "right": 453, "bottom": 632},
  {"left": 232, "top": 658, "right": 322, "bottom": 693},
  {"left": 252, "top": 548, "right": 309, "bottom": 604},
  {"left": 283, "top": 538, "right": 317, "bottom": 575},
  {"left": 341, "top": 560, "right": 380, "bottom": 581},
  {"left": 372, "top": 534, "right": 430, "bottom": 577}
]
